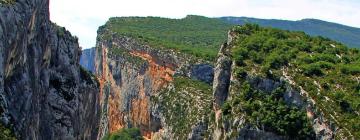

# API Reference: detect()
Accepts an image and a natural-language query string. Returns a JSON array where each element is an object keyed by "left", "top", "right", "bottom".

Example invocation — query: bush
[
  {"left": 249, "top": 51, "right": 264, "bottom": 64},
  {"left": 341, "top": 65, "right": 360, "bottom": 75},
  {"left": 226, "top": 83, "right": 315, "bottom": 139},
  {"left": 233, "top": 24, "right": 259, "bottom": 35},
  {"left": 313, "top": 54, "right": 340, "bottom": 63},
  {"left": 302, "top": 64, "right": 324, "bottom": 76},
  {"left": 0, "top": 124, "right": 16, "bottom": 140},
  {"left": 234, "top": 67, "right": 247, "bottom": 78},
  {"left": 232, "top": 47, "right": 248, "bottom": 66},
  {"left": 266, "top": 54, "right": 289, "bottom": 69},
  {"left": 0, "top": 0, "right": 15, "bottom": 5},
  {"left": 315, "top": 61, "right": 334, "bottom": 70},
  {"left": 102, "top": 128, "right": 143, "bottom": 140}
]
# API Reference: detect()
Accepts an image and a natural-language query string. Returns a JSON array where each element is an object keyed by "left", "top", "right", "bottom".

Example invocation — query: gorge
[{"left": 1, "top": 0, "right": 360, "bottom": 140}]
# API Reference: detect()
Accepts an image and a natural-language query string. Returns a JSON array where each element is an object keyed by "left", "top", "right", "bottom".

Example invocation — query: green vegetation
[
  {"left": 52, "top": 23, "right": 79, "bottom": 42},
  {"left": 230, "top": 24, "right": 360, "bottom": 138},
  {"left": 0, "top": 0, "right": 15, "bottom": 5},
  {"left": 100, "top": 15, "right": 359, "bottom": 62},
  {"left": 102, "top": 128, "right": 143, "bottom": 140},
  {"left": 223, "top": 82, "right": 315, "bottom": 139},
  {"left": 80, "top": 66, "right": 99, "bottom": 87},
  {"left": 0, "top": 123, "right": 16, "bottom": 140},
  {"left": 99, "top": 15, "right": 232, "bottom": 61},
  {"left": 153, "top": 76, "right": 213, "bottom": 139},
  {"left": 107, "top": 46, "right": 145, "bottom": 67},
  {"left": 222, "top": 17, "right": 360, "bottom": 48}
]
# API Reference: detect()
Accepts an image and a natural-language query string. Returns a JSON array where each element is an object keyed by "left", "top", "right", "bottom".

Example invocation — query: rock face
[
  {"left": 95, "top": 34, "right": 177, "bottom": 139},
  {"left": 80, "top": 48, "right": 96, "bottom": 72},
  {"left": 189, "top": 64, "right": 214, "bottom": 84},
  {"left": 212, "top": 29, "right": 337, "bottom": 140},
  {"left": 94, "top": 23, "right": 216, "bottom": 138},
  {"left": 212, "top": 43, "right": 232, "bottom": 110},
  {"left": 0, "top": 0, "right": 100, "bottom": 139}
]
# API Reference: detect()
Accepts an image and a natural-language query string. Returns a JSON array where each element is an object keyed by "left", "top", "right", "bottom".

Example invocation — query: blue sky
[{"left": 50, "top": 0, "right": 360, "bottom": 49}]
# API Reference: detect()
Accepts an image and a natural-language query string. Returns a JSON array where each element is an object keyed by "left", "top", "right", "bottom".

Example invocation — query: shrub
[
  {"left": 0, "top": 124, "right": 16, "bottom": 140},
  {"left": 102, "top": 128, "right": 143, "bottom": 140},
  {"left": 313, "top": 54, "right": 340, "bottom": 63},
  {"left": 302, "top": 64, "right": 324, "bottom": 76},
  {"left": 266, "top": 53, "right": 289, "bottom": 69},
  {"left": 232, "top": 47, "right": 248, "bottom": 66},
  {"left": 233, "top": 24, "right": 259, "bottom": 35},
  {"left": 234, "top": 67, "right": 247, "bottom": 78},
  {"left": 315, "top": 61, "right": 334, "bottom": 70},
  {"left": 341, "top": 65, "right": 360, "bottom": 75},
  {"left": 0, "top": 0, "right": 15, "bottom": 5},
  {"left": 226, "top": 83, "right": 316, "bottom": 139}
]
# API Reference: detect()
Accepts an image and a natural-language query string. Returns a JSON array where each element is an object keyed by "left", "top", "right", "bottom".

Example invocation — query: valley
[{"left": 1, "top": 0, "right": 360, "bottom": 140}]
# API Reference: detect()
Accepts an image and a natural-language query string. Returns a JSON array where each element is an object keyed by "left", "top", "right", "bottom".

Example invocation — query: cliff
[
  {"left": 94, "top": 17, "right": 217, "bottom": 139},
  {"left": 0, "top": 0, "right": 100, "bottom": 139},
  {"left": 90, "top": 17, "right": 360, "bottom": 140},
  {"left": 80, "top": 48, "right": 96, "bottom": 72},
  {"left": 212, "top": 24, "right": 360, "bottom": 139}
]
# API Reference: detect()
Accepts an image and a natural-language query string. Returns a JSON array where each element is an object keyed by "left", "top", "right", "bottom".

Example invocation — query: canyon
[{"left": 1, "top": 0, "right": 360, "bottom": 140}]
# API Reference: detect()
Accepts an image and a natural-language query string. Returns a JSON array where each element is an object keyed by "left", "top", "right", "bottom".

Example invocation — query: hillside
[
  {"left": 99, "top": 15, "right": 232, "bottom": 61},
  {"left": 214, "top": 24, "right": 360, "bottom": 139},
  {"left": 84, "top": 15, "right": 360, "bottom": 65},
  {"left": 221, "top": 17, "right": 360, "bottom": 48}
]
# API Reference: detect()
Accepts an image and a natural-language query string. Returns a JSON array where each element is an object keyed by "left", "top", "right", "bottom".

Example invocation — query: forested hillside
[
  {"left": 95, "top": 15, "right": 360, "bottom": 63},
  {"left": 100, "top": 15, "right": 231, "bottom": 61},
  {"left": 221, "top": 17, "right": 360, "bottom": 48},
  {"left": 225, "top": 24, "right": 360, "bottom": 139}
]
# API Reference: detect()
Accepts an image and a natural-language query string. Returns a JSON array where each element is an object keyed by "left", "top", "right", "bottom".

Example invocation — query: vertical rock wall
[
  {"left": 0, "top": 0, "right": 100, "bottom": 139},
  {"left": 95, "top": 35, "right": 178, "bottom": 139}
]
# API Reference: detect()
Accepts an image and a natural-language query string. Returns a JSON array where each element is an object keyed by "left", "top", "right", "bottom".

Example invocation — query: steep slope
[
  {"left": 0, "top": 0, "right": 100, "bottom": 139},
  {"left": 221, "top": 17, "right": 360, "bottom": 48},
  {"left": 95, "top": 16, "right": 217, "bottom": 139},
  {"left": 213, "top": 24, "right": 359, "bottom": 139}
]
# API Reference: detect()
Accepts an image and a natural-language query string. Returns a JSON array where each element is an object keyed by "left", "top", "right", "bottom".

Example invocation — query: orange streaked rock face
[
  {"left": 96, "top": 46, "right": 108, "bottom": 105},
  {"left": 108, "top": 95, "right": 125, "bottom": 132},
  {"left": 97, "top": 45, "right": 176, "bottom": 139},
  {"left": 130, "top": 51, "right": 175, "bottom": 89}
]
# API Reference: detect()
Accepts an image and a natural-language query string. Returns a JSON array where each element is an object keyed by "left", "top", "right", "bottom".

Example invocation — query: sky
[{"left": 50, "top": 0, "right": 360, "bottom": 49}]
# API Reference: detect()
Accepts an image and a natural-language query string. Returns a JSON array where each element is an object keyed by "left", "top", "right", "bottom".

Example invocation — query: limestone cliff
[
  {"left": 212, "top": 25, "right": 359, "bottom": 139},
  {"left": 94, "top": 21, "right": 215, "bottom": 139},
  {"left": 0, "top": 0, "right": 100, "bottom": 139},
  {"left": 80, "top": 48, "right": 96, "bottom": 73}
]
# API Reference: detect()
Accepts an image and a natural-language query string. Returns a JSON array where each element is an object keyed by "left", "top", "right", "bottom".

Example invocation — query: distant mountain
[
  {"left": 221, "top": 17, "right": 360, "bottom": 48},
  {"left": 80, "top": 48, "right": 96, "bottom": 72}
]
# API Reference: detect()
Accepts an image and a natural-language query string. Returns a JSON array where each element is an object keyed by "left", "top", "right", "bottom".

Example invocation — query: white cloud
[{"left": 50, "top": 0, "right": 360, "bottom": 49}]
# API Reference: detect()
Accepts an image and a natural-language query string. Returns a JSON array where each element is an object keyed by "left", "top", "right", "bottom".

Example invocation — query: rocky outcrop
[
  {"left": 94, "top": 24, "right": 216, "bottom": 139},
  {"left": 212, "top": 29, "right": 337, "bottom": 140},
  {"left": 80, "top": 48, "right": 96, "bottom": 72},
  {"left": 213, "top": 43, "right": 232, "bottom": 110},
  {"left": 95, "top": 34, "right": 178, "bottom": 139},
  {"left": 0, "top": 0, "right": 100, "bottom": 139}
]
